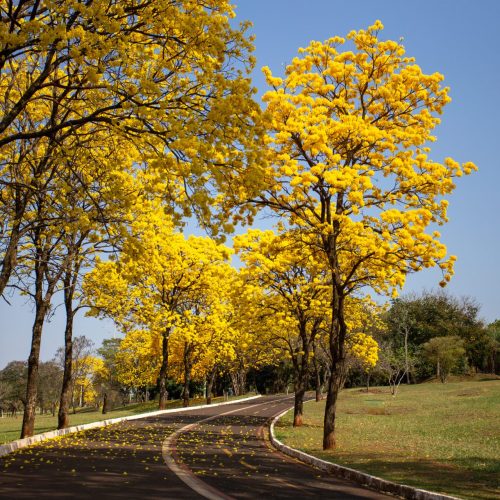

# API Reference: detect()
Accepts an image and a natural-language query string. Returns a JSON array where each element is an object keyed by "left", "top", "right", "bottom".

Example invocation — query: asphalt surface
[{"left": 0, "top": 395, "right": 394, "bottom": 499}]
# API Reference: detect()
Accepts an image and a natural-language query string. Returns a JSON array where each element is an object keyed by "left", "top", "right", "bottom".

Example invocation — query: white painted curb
[
  {"left": 0, "top": 394, "right": 261, "bottom": 458},
  {"left": 269, "top": 405, "right": 460, "bottom": 500}
]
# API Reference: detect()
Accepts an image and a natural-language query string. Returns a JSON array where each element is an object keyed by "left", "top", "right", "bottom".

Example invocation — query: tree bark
[
  {"left": 182, "top": 343, "right": 192, "bottom": 407},
  {"left": 312, "top": 345, "right": 322, "bottom": 401},
  {"left": 58, "top": 277, "right": 74, "bottom": 429},
  {"left": 322, "top": 271, "right": 347, "bottom": 450},
  {"left": 323, "top": 357, "right": 345, "bottom": 449},
  {"left": 206, "top": 366, "right": 216, "bottom": 405},
  {"left": 21, "top": 301, "right": 49, "bottom": 438},
  {"left": 293, "top": 378, "right": 306, "bottom": 426},
  {"left": 158, "top": 329, "right": 170, "bottom": 410},
  {"left": 0, "top": 220, "right": 22, "bottom": 298},
  {"left": 20, "top": 224, "right": 60, "bottom": 438},
  {"left": 102, "top": 393, "right": 108, "bottom": 414}
]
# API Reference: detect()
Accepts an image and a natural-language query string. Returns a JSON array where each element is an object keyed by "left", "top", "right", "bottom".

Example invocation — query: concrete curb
[
  {"left": 269, "top": 405, "right": 460, "bottom": 500},
  {"left": 0, "top": 394, "right": 262, "bottom": 458}
]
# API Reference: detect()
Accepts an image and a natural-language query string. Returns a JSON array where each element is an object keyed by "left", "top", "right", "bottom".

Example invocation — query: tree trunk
[
  {"left": 0, "top": 216, "right": 24, "bottom": 298},
  {"left": 21, "top": 304, "right": 48, "bottom": 438},
  {"left": 313, "top": 351, "right": 322, "bottom": 401},
  {"left": 323, "top": 275, "right": 347, "bottom": 450},
  {"left": 293, "top": 323, "right": 311, "bottom": 426},
  {"left": 58, "top": 290, "right": 74, "bottom": 429},
  {"left": 206, "top": 367, "right": 216, "bottom": 405},
  {"left": 293, "top": 378, "right": 306, "bottom": 426},
  {"left": 102, "top": 393, "right": 108, "bottom": 414},
  {"left": 366, "top": 371, "right": 371, "bottom": 392},
  {"left": 158, "top": 329, "right": 170, "bottom": 410},
  {"left": 182, "top": 343, "right": 192, "bottom": 408},
  {"left": 230, "top": 366, "right": 247, "bottom": 397},
  {"left": 323, "top": 358, "right": 345, "bottom": 449}
]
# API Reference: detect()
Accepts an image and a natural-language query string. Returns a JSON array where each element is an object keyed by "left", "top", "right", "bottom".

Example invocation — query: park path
[{"left": 0, "top": 395, "right": 393, "bottom": 499}]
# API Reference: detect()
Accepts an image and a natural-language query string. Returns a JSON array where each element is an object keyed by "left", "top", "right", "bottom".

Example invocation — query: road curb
[
  {"left": 268, "top": 405, "right": 459, "bottom": 500},
  {"left": 0, "top": 394, "right": 262, "bottom": 458}
]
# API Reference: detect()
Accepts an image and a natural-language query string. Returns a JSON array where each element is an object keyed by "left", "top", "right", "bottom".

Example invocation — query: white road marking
[{"left": 161, "top": 396, "right": 295, "bottom": 500}]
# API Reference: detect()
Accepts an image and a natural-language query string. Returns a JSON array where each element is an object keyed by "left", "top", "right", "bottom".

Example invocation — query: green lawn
[
  {"left": 275, "top": 378, "right": 500, "bottom": 500},
  {"left": 0, "top": 394, "right": 252, "bottom": 445}
]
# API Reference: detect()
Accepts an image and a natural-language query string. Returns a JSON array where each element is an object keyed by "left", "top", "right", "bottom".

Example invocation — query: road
[{"left": 0, "top": 395, "right": 393, "bottom": 499}]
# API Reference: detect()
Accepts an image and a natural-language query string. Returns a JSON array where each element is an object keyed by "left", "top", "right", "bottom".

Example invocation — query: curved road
[{"left": 0, "top": 395, "right": 392, "bottom": 499}]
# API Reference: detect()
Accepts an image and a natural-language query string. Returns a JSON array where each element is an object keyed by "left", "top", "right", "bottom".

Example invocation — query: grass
[
  {"left": 275, "top": 377, "right": 500, "bottom": 500},
  {"left": 0, "top": 393, "right": 254, "bottom": 445}
]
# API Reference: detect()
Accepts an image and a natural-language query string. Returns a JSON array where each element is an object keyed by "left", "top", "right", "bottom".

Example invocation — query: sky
[{"left": 1, "top": 0, "right": 499, "bottom": 369}]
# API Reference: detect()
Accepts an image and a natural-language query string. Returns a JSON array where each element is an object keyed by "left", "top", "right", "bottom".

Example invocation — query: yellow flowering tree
[
  {"left": 235, "top": 228, "right": 330, "bottom": 426},
  {"left": 167, "top": 263, "right": 238, "bottom": 407},
  {"left": 114, "top": 330, "right": 162, "bottom": 397},
  {"left": 0, "top": 0, "right": 264, "bottom": 297},
  {"left": 83, "top": 205, "right": 233, "bottom": 409},
  {"left": 1, "top": 0, "right": 266, "bottom": 437},
  {"left": 256, "top": 22, "right": 476, "bottom": 448}
]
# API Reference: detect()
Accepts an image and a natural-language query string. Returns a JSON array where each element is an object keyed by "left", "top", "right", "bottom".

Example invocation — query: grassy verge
[
  {"left": 275, "top": 379, "right": 499, "bottom": 500},
  {"left": 0, "top": 393, "right": 255, "bottom": 445}
]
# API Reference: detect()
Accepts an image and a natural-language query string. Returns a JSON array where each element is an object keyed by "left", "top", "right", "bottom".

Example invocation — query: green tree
[{"left": 423, "top": 336, "right": 465, "bottom": 383}]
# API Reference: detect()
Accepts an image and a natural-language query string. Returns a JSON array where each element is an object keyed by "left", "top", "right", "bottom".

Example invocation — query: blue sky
[{"left": 1, "top": 0, "right": 498, "bottom": 368}]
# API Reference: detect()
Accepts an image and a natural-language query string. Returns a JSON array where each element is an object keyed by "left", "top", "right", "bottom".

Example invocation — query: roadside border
[
  {"left": 0, "top": 394, "right": 261, "bottom": 458},
  {"left": 269, "top": 405, "right": 459, "bottom": 500}
]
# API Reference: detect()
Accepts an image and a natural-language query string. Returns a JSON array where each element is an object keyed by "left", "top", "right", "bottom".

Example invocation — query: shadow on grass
[{"left": 313, "top": 452, "right": 499, "bottom": 500}]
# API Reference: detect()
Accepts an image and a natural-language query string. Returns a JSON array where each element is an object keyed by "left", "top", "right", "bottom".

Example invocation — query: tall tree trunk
[
  {"left": 206, "top": 366, "right": 216, "bottom": 405},
  {"left": 21, "top": 301, "right": 49, "bottom": 438},
  {"left": 323, "top": 357, "right": 345, "bottom": 449},
  {"left": 293, "top": 376, "right": 306, "bottom": 426},
  {"left": 182, "top": 343, "right": 192, "bottom": 408},
  {"left": 293, "top": 325, "right": 311, "bottom": 426},
  {"left": 58, "top": 279, "right": 74, "bottom": 428},
  {"left": 102, "top": 393, "right": 108, "bottom": 414},
  {"left": 323, "top": 278, "right": 347, "bottom": 450},
  {"left": 312, "top": 344, "right": 322, "bottom": 401},
  {"left": 158, "top": 329, "right": 170, "bottom": 410}
]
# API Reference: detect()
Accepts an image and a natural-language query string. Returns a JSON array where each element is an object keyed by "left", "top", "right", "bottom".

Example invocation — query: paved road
[{"left": 0, "top": 395, "right": 393, "bottom": 499}]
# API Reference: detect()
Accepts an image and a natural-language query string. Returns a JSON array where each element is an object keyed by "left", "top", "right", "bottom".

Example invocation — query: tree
[
  {"left": 385, "top": 291, "right": 487, "bottom": 378},
  {"left": 255, "top": 22, "right": 476, "bottom": 448},
  {"left": 114, "top": 330, "right": 161, "bottom": 399},
  {"left": 0, "top": 361, "right": 27, "bottom": 416},
  {"left": 95, "top": 338, "right": 124, "bottom": 412},
  {"left": 1, "top": 0, "right": 265, "bottom": 438},
  {"left": 378, "top": 342, "right": 414, "bottom": 395},
  {"left": 235, "top": 228, "right": 330, "bottom": 426},
  {"left": 386, "top": 296, "right": 417, "bottom": 383},
  {"left": 56, "top": 335, "right": 94, "bottom": 415},
  {"left": 423, "top": 336, "right": 466, "bottom": 382},
  {"left": 0, "top": 0, "right": 264, "bottom": 296},
  {"left": 37, "top": 361, "right": 62, "bottom": 415},
  {"left": 485, "top": 320, "right": 500, "bottom": 374},
  {"left": 84, "top": 206, "right": 233, "bottom": 409}
]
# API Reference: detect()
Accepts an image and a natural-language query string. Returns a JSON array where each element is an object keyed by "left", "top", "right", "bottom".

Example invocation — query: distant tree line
[{"left": 345, "top": 291, "right": 499, "bottom": 390}]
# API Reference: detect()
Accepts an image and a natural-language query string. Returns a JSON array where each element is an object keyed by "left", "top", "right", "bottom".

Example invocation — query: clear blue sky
[{"left": 1, "top": 0, "right": 498, "bottom": 368}]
